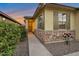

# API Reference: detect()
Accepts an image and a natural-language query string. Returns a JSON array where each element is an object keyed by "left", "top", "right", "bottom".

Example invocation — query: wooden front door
[{"left": 28, "top": 20, "right": 34, "bottom": 32}]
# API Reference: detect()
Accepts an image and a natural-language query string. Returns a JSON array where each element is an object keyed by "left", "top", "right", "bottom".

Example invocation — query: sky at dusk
[
  {"left": 0, "top": 3, "right": 79, "bottom": 19},
  {"left": 0, "top": 3, "right": 39, "bottom": 25},
  {"left": 0, "top": 3, "right": 39, "bottom": 19},
  {"left": 62, "top": 3, "right": 79, "bottom": 8},
  {"left": 0, "top": 3, "right": 79, "bottom": 25}
]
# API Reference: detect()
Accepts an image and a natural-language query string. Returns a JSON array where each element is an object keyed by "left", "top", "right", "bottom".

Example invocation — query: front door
[{"left": 28, "top": 20, "right": 34, "bottom": 32}]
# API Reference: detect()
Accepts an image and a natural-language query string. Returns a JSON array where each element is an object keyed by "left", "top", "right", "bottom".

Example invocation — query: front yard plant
[
  {"left": 63, "top": 32, "right": 72, "bottom": 45},
  {"left": 0, "top": 21, "right": 26, "bottom": 56}
]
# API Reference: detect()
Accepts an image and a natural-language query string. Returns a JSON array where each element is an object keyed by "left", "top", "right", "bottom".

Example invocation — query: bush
[{"left": 0, "top": 21, "right": 26, "bottom": 56}]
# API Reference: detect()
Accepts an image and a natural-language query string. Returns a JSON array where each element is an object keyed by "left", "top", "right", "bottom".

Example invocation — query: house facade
[{"left": 24, "top": 3, "right": 79, "bottom": 43}]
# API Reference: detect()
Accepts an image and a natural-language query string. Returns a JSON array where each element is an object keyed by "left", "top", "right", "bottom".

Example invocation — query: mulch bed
[{"left": 43, "top": 40, "right": 79, "bottom": 56}]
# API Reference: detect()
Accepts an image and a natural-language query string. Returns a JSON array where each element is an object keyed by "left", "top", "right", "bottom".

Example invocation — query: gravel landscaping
[
  {"left": 13, "top": 38, "right": 29, "bottom": 56},
  {"left": 44, "top": 40, "right": 79, "bottom": 56}
]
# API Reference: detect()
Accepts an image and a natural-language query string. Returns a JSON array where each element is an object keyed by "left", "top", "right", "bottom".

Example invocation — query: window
[
  {"left": 53, "top": 12, "right": 70, "bottom": 30},
  {"left": 38, "top": 15, "right": 44, "bottom": 30},
  {"left": 58, "top": 13, "right": 67, "bottom": 29}
]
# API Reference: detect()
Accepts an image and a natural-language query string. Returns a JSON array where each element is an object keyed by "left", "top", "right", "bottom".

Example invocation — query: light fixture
[{"left": 3, "top": 18, "right": 6, "bottom": 21}]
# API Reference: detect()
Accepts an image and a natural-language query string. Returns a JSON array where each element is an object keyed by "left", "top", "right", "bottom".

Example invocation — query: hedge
[{"left": 0, "top": 21, "right": 26, "bottom": 56}]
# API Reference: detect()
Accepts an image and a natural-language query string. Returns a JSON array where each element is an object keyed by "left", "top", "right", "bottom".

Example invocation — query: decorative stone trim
[{"left": 34, "top": 29, "right": 75, "bottom": 44}]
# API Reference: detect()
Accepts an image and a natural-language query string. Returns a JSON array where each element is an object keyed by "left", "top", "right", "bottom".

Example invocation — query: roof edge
[
  {"left": 0, "top": 11, "right": 22, "bottom": 25},
  {"left": 24, "top": 3, "right": 78, "bottom": 19}
]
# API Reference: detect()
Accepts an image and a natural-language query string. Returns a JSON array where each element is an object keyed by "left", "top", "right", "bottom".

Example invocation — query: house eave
[
  {"left": 0, "top": 11, "right": 22, "bottom": 25},
  {"left": 33, "top": 3, "right": 76, "bottom": 19},
  {"left": 24, "top": 16, "right": 34, "bottom": 19},
  {"left": 24, "top": 3, "right": 78, "bottom": 20}
]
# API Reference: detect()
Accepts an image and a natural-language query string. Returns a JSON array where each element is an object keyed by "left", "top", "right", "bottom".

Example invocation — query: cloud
[
  {"left": 6, "top": 8, "right": 36, "bottom": 25},
  {"left": 7, "top": 8, "right": 36, "bottom": 18}
]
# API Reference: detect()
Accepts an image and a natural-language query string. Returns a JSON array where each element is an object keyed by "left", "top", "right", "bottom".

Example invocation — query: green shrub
[{"left": 0, "top": 21, "right": 26, "bottom": 56}]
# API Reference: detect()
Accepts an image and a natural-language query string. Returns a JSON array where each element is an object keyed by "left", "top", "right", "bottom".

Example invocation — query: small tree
[{"left": 63, "top": 32, "right": 72, "bottom": 45}]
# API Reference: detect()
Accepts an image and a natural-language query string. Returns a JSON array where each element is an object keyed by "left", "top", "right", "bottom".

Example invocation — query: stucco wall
[
  {"left": 0, "top": 16, "right": 4, "bottom": 21},
  {"left": 44, "top": 8, "right": 53, "bottom": 31},
  {"left": 75, "top": 11, "right": 79, "bottom": 41},
  {"left": 44, "top": 7, "right": 76, "bottom": 31},
  {"left": 25, "top": 20, "right": 28, "bottom": 30},
  {"left": 70, "top": 12, "right": 75, "bottom": 30},
  {"left": 32, "top": 20, "right": 35, "bottom": 32}
]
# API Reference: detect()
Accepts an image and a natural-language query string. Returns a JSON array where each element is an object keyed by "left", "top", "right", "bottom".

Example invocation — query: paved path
[
  {"left": 28, "top": 33, "right": 52, "bottom": 56},
  {"left": 13, "top": 38, "right": 29, "bottom": 56}
]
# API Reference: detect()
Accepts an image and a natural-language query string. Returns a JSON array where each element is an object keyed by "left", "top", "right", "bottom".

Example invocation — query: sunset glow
[{"left": 0, "top": 3, "right": 38, "bottom": 25}]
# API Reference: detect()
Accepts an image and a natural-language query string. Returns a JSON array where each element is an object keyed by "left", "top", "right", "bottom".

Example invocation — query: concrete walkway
[{"left": 28, "top": 33, "right": 52, "bottom": 56}]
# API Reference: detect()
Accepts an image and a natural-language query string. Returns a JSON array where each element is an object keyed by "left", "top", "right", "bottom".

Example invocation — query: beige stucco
[
  {"left": 44, "top": 8, "right": 53, "bottom": 31},
  {"left": 44, "top": 7, "right": 76, "bottom": 31},
  {"left": 32, "top": 20, "right": 35, "bottom": 32},
  {"left": 75, "top": 11, "right": 79, "bottom": 41},
  {"left": 70, "top": 12, "right": 75, "bottom": 30},
  {"left": 25, "top": 20, "right": 28, "bottom": 30}
]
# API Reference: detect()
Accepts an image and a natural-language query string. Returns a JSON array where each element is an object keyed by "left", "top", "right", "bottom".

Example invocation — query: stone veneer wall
[{"left": 34, "top": 29, "right": 75, "bottom": 44}]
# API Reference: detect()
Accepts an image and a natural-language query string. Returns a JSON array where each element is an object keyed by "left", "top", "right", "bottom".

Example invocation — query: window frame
[
  {"left": 53, "top": 11, "right": 70, "bottom": 30},
  {"left": 58, "top": 13, "right": 67, "bottom": 29}
]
